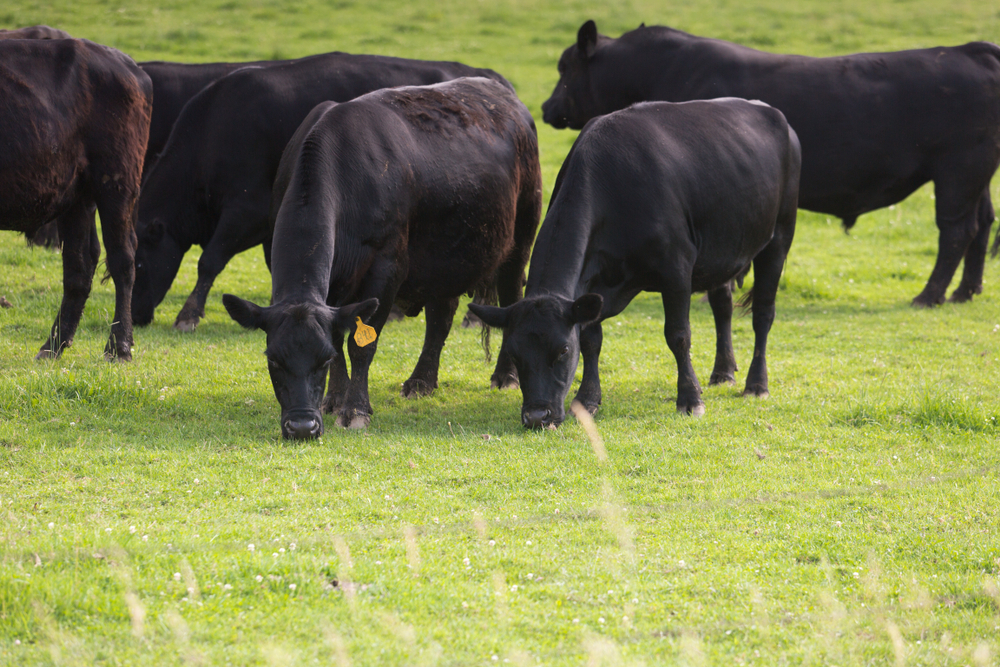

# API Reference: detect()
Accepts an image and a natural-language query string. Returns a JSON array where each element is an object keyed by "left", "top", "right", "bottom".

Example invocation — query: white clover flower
[
  {"left": 248, "top": 543, "right": 255, "bottom": 552},
  {"left": 289, "top": 543, "right": 296, "bottom": 551},
  {"left": 289, "top": 583, "right": 297, "bottom": 591},
  {"left": 279, "top": 548, "right": 285, "bottom": 553},
  {"left": 256, "top": 575, "right": 263, "bottom": 582},
  {"left": 224, "top": 583, "right": 232, "bottom": 590},
  {"left": 47, "top": 522, "right": 54, "bottom": 529},
  {"left": 598, "top": 617, "right": 605, "bottom": 624},
  {"left": 488, "top": 540, "right": 496, "bottom": 546},
  {"left": 510, "top": 585, "right": 518, "bottom": 592},
  {"left": 129, "top": 526, "right": 136, "bottom": 534},
  {"left": 173, "top": 573, "right": 181, "bottom": 582},
  {"left": 142, "top": 535, "right": 148, "bottom": 542}
]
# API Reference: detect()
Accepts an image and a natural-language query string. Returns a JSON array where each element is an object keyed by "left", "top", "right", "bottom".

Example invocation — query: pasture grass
[{"left": 2, "top": 0, "right": 1000, "bottom": 664}]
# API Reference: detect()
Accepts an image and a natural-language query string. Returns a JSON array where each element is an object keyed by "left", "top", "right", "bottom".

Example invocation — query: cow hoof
[
  {"left": 490, "top": 375, "right": 519, "bottom": 390},
  {"left": 173, "top": 319, "right": 198, "bottom": 332},
  {"left": 709, "top": 372, "right": 736, "bottom": 386},
  {"left": 743, "top": 388, "right": 770, "bottom": 398},
  {"left": 677, "top": 403, "right": 706, "bottom": 417},
  {"left": 461, "top": 311, "right": 483, "bottom": 328},
  {"left": 401, "top": 378, "right": 435, "bottom": 398},
  {"left": 947, "top": 287, "right": 979, "bottom": 303},
  {"left": 34, "top": 348, "right": 58, "bottom": 361},
  {"left": 910, "top": 293, "right": 942, "bottom": 308},
  {"left": 339, "top": 413, "right": 371, "bottom": 430}
]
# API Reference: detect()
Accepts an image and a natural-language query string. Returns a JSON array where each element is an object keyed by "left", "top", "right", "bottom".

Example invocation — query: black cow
[
  {"left": 542, "top": 21, "right": 1000, "bottom": 307},
  {"left": 133, "top": 52, "right": 511, "bottom": 332},
  {"left": 223, "top": 77, "right": 542, "bottom": 439},
  {"left": 0, "top": 39, "right": 152, "bottom": 360},
  {"left": 470, "top": 98, "right": 800, "bottom": 428}
]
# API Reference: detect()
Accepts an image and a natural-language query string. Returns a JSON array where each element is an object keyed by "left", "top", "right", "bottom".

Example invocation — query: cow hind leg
[
  {"left": 948, "top": 188, "right": 994, "bottom": 303},
  {"left": 661, "top": 290, "right": 704, "bottom": 416},
  {"left": 913, "top": 169, "right": 993, "bottom": 307},
  {"left": 401, "top": 296, "right": 459, "bottom": 398},
  {"left": 742, "top": 242, "right": 786, "bottom": 398},
  {"left": 36, "top": 200, "right": 99, "bottom": 359},
  {"left": 707, "top": 282, "right": 737, "bottom": 385},
  {"left": 572, "top": 320, "right": 603, "bottom": 414}
]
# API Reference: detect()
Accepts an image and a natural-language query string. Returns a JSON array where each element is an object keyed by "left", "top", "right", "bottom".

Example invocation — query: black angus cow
[
  {"left": 133, "top": 52, "right": 511, "bottom": 332},
  {"left": 470, "top": 98, "right": 800, "bottom": 428},
  {"left": 542, "top": 21, "right": 1000, "bottom": 307},
  {"left": 0, "top": 25, "right": 75, "bottom": 249},
  {"left": 224, "top": 77, "right": 542, "bottom": 439},
  {"left": 0, "top": 39, "right": 152, "bottom": 360}
]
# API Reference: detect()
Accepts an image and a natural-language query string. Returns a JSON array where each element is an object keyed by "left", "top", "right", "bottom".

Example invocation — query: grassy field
[{"left": 2, "top": 0, "right": 1000, "bottom": 664}]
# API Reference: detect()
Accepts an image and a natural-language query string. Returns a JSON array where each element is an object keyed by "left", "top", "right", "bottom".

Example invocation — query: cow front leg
[
  {"left": 707, "top": 283, "right": 737, "bottom": 385},
  {"left": 949, "top": 189, "right": 994, "bottom": 303},
  {"left": 338, "top": 325, "right": 383, "bottom": 430},
  {"left": 175, "top": 202, "right": 270, "bottom": 331},
  {"left": 401, "top": 297, "right": 459, "bottom": 398},
  {"left": 322, "top": 331, "right": 349, "bottom": 414},
  {"left": 37, "top": 202, "right": 99, "bottom": 359},
  {"left": 572, "top": 320, "right": 603, "bottom": 414},
  {"left": 661, "top": 291, "right": 703, "bottom": 416}
]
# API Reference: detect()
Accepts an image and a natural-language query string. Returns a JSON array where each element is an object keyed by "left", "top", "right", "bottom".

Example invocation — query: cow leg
[
  {"left": 949, "top": 188, "right": 994, "bottom": 303},
  {"left": 36, "top": 201, "right": 100, "bottom": 359},
  {"left": 661, "top": 290, "right": 704, "bottom": 416},
  {"left": 488, "top": 257, "right": 527, "bottom": 390},
  {"left": 707, "top": 283, "right": 737, "bottom": 385},
  {"left": 401, "top": 296, "right": 459, "bottom": 398},
  {"left": 175, "top": 201, "right": 269, "bottom": 331},
  {"left": 338, "top": 301, "right": 395, "bottom": 430},
  {"left": 742, "top": 247, "right": 786, "bottom": 398},
  {"left": 322, "top": 330, "right": 350, "bottom": 414},
  {"left": 912, "top": 177, "right": 988, "bottom": 307},
  {"left": 573, "top": 320, "right": 603, "bottom": 414}
]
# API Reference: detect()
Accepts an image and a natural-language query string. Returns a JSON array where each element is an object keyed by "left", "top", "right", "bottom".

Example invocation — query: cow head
[
  {"left": 469, "top": 293, "right": 602, "bottom": 428},
  {"left": 542, "top": 20, "right": 613, "bottom": 130},
  {"left": 223, "top": 294, "right": 380, "bottom": 440},
  {"left": 132, "top": 219, "right": 185, "bottom": 325}
]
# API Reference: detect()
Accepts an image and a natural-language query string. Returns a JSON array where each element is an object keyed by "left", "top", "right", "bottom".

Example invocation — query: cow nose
[
  {"left": 522, "top": 408, "right": 553, "bottom": 429},
  {"left": 283, "top": 417, "right": 322, "bottom": 440}
]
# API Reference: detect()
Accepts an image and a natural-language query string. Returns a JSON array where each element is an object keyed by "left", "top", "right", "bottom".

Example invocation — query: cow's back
[{"left": 535, "top": 99, "right": 797, "bottom": 294}]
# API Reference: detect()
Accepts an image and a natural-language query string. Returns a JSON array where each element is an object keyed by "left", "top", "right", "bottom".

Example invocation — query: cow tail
[
  {"left": 736, "top": 286, "right": 755, "bottom": 314},
  {"left": 472, "top": 283, "right": 498, "bottom": 363}
]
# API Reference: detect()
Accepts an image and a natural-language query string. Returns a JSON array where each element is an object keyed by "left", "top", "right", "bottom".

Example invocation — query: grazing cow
[
  {"left": 470, "top": 98, "right": 800, "bottom": 428},
  {"left": 0, "top": 39, "right": 152, "bottom": 360},
  {"left": 133, "top": 52, "right": 512, "bottom": 332},
  {"left": 542, "top": 21, "right": 1000, "bottom": 307},
  {"left": 223, "top": 77, "right": 542, "bottom": 439}
]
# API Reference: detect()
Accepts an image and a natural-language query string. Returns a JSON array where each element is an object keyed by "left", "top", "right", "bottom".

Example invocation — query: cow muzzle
[
  {"left": 522, "top": 407, "right": 560, "bottom": 430},
  {"left": 282, "top": 414, "right": 323, "bottom": 440}
]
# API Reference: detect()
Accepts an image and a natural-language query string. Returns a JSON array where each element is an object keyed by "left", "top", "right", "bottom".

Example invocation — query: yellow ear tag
[{"left": 354, "top": 317, "right": 377, "bottom": 347}]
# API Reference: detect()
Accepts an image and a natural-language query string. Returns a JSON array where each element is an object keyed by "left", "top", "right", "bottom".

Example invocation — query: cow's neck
[
  {"left": 269, "top": 208, "right": 336, "bottom": 305},
  {"left": 524, "top": 207, "right": 594, "bottom": 300}
]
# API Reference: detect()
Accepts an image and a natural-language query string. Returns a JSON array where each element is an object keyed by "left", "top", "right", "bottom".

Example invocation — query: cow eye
[{"left": 559, "top": 345, "right": 570, "bottom": 358}]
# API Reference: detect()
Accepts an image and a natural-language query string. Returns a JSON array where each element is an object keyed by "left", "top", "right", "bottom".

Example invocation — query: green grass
[{"left": 2, "top": 0, "right": 1000, "bottom": 664}]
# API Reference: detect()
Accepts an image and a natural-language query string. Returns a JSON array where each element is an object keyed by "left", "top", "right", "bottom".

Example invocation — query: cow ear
[
  {"left": 223, "top": 294, "right": 268, "bottom": 331},
  {"left": 330, "top": 297, "right": 380, "bottom": 331},
  {"left": 570, "top": 293, "right": 603, "bottom": 324},
  {"left": 639, "top": 22, "right": 646, "bottom": 28},
  {"left": 468, "top": 303, "right": 510, "bottom": 329},
  {"left": 577, "top": 20, "right": 599, "bottom": 59}
]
